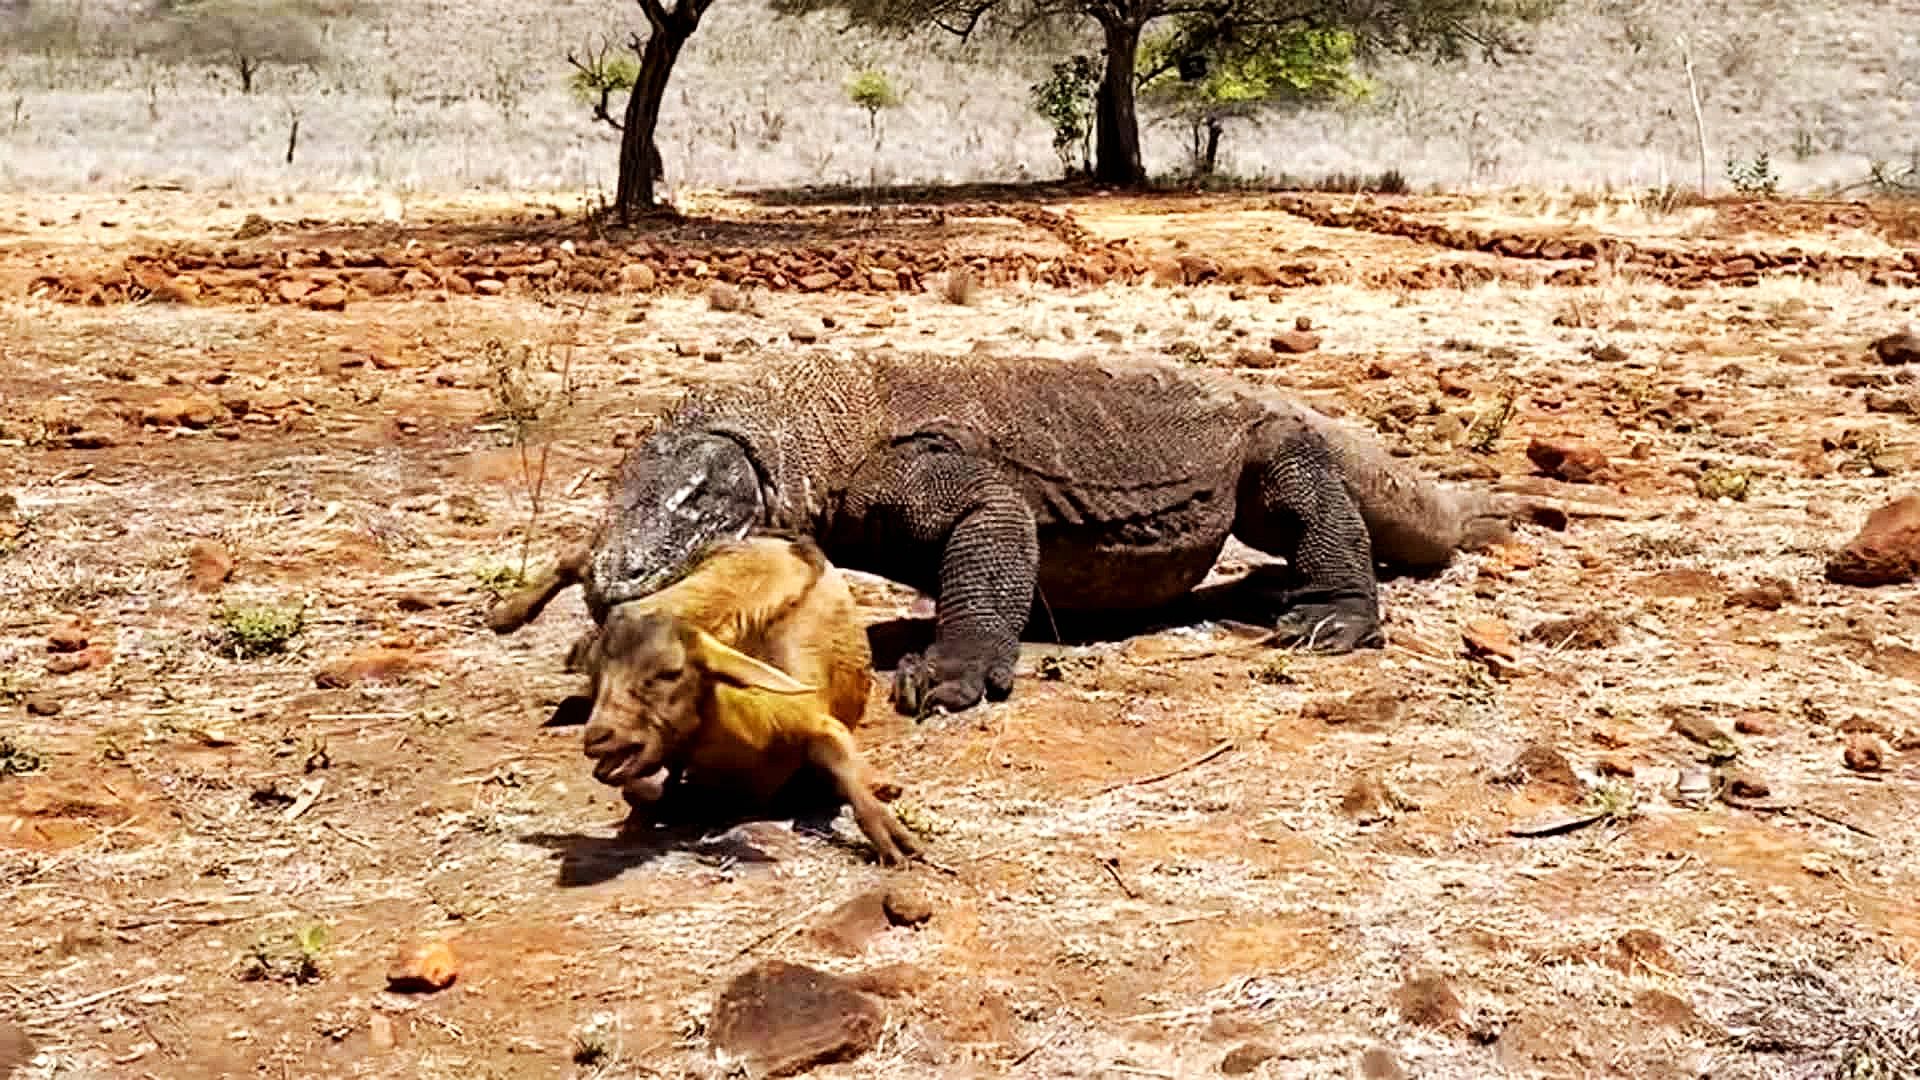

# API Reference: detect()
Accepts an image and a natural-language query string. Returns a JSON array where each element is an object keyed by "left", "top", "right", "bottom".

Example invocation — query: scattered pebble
[
  {"left": 1826, "top": 494, "right": 1920, "bottom": 587},
  {"left": 386, "top": 938, "right": 458, "bottom": 993},
  {"left": 1843, "top": 734, "right": 1887, "bottom": 773}
]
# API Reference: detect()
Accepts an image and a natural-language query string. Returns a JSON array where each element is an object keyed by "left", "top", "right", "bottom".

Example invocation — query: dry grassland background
[{"left": 0, "top": 0, "right": 1917, "bottom": 195}]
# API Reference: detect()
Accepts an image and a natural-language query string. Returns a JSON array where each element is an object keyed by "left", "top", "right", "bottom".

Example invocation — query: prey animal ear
[{"left": 685, "top": 629, "right": 816, "bottom": 695}]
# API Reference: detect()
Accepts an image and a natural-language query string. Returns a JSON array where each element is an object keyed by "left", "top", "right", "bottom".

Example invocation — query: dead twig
[
  {"left": 282, "top": 778, "right": 325, "bottom": 822},
  {"left": 41, "top": 975, "right": 165, "bottom": 1017},
  {"left": 1097, "top": 740, "right": 1233, "bottom": 796},
  {"left": 1507, "top": 810, "right": 1608, "bottom": 838},
  {"left": 1096, "top": 854, "right": 1137, "bottom": 899}
]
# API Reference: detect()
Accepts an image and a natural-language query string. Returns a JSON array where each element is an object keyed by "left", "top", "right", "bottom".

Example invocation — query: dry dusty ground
[{"left": 2, "top": 186, "right": 1919, "bottom": 1080}]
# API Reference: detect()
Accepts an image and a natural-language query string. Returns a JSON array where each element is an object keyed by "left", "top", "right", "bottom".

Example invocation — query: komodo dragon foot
[
  {"left": 892, "top": 639, "right": 1016, "bottom": 717},
  {"left": 1266, "top": 595, "right": 1385, "bottom": 653}
]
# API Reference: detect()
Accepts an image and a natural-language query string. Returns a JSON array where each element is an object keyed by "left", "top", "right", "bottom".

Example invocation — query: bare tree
[
  {"left": 566, "top": 0, "right": 715, "bottom": 222},
  {"left": 142, "top": 0, "right": 329, "bottom": 94}
]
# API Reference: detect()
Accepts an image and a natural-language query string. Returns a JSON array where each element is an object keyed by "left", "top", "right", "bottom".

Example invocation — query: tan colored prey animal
[{"left": 504, "top": 535, "right": 920, "bottom": 866}]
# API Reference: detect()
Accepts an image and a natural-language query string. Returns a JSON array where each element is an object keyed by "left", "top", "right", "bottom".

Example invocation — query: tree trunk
[
  {"left": 1202, "top": 118, "right": 1223, "bottom": 177},
  {"left": 1093, "top": 17, "right": 1145, "bottom": 187},
  {"left": 615, "top": 26, "right": 684, "bottom": 222}
]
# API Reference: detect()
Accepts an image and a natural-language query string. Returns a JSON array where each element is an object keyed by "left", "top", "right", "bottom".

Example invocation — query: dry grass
[{"left": 1, "top": 0, "right": 1918, "bottom": 196}]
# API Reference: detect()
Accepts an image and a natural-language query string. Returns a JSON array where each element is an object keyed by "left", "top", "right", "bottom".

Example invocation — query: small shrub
[
  {"left": 473, "top": 562, "right": 525, "bottom": 592},
  {"left": 215, "top": 602, "right": 305, "bottom": 659},
  {"left": 1725, "top": 151, "right": 1779, "bottom": 197},
  {"left": 239, "top": 922, "right": 330, "bottom": 984},
  {"left": 942, "top": 265, "right": 979, "bottom": 306},
  {"left": 0, "top": 735, "right": 47, "bottom": 777},
  {"left": 1029, "top": 55, "right": 1099, "bottom": 178}
]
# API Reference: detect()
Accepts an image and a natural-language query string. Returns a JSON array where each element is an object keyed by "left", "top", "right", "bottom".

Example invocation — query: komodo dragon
[{"left": 490, "top": 349, "right": 1514, "bottom": 715}]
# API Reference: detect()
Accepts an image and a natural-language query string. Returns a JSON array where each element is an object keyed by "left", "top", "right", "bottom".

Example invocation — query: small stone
[
  {"left": 1670, "top": 711, "right": 1733, "bottom": 749},
  {"left": 1525, "top": 437, "right": 1611, "bottom": 484},
  {"left": 619, "top": 263, "right": 657, "bottom": 292},
  {"left": 394, "top": 591, "right": 438, "bottom": 612},
  {"left": 1461, "top": 616, "right": 1518, "bottom": 661},
  {"left": 1634, "top": 988, "right": 1700, "bottom": 1030},
  {"left": 1586, "top": 342, "right": 1630, "bottom": 365},
  {"left": 1294, "top": 315, "right": 1314, "bottom": 332},
  {"left": 314, "top": 647, "right": 436, "bottom": 688},
  {"left": 45, "top": 646, "right": 109, "bottom": 675},
  {"left": 24, "top": 693, "right": 62, "bottom": 717},
  {"left": 881, "top": 885, "right": 934, "bottom": 927},
  {"left": 1525, "top": 610, "right": 1620, "bottom": 649},
  {"left": 1269, "top": 330, "right": 1321, "bottom": 354},
  {"left": 1727, "top": 578, "right": 1795, "bottom": 611},
  {"left": 304, "top": 285, "right": 348, "bottom": 312},
  {"left": 1733, "top": 713, "right": 1777, "bottom": 737},
  {"left": 1503, "top": 743, "right": 1581, "bottom": 794},
  {"left": 709, "top": 960, "right": 884, "bottom": 1078},
  {"left": 386, "top": 938, "right": 458, "bottom": 993},
  {"left": 810, "top": 890, "right": 891, "bottom": 955},
  {"left": 1721, "top": 769, "right": 1771, "bottom": 799},
  {"left": 1301, "top": 685, "right": 1403, "bottom": 728},
  {"left": 798, "top": 271, "right": 839, "bottom": 292},
  {"left": 1220, "top": 1043, "right": 1276, "bottom": 1075},
  {"left": 187, "top": 539, "right": 234, "bottom": 592},
  {"left": 867, "top": 267, "right": 899, "bottom": 290},
  {"left": 474, "top": 279, "right": 505, "bottom": 296},
  {"left": 1596, "top": 755, "right": 1635, "bottom": 779},
  {"left": 1843, "top": 734, "right": 1886, "bottom": 773},
  {"left": 275, "top": 278, "right": 313, "bottom": 303},
  {"left": 1395, "top": 968, "right": 1463, "bottom": 1029},
  {"left": 1871, "top": 329, "right": 1920, "bottom": 366},
  {"left": 788, "top": 323, "right": 820, "bottom": 344},
  {"left": 1826, "top": 495, "right": 1920, "bottom": 587},
  {"left": 47, "top": 622, "right": 89, "bottom": 653},
  {"left": 143, "top": 395, "right": 223, "bottom": 429},
  {"left": 1360, "top": 1045, "right": 1407, "bottom": 1080}
]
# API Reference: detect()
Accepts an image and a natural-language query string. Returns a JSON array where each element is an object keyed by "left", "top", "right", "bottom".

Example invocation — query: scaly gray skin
[{"left": 578, "top": 350, "right": 1513, "bottom": 716}]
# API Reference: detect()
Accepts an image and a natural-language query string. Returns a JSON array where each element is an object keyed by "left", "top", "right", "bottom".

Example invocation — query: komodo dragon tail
[{"left": 1283, "top": 402, "right": 1515, "bottom": 571}]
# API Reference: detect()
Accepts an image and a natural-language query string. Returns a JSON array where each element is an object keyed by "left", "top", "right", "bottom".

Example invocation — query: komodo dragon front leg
[
  {"left": 1232, "top": 415, "right": 1386, "bottom": 652},
  {"left": 832, "top": 440, "right": 1038, "bottom": 716}
]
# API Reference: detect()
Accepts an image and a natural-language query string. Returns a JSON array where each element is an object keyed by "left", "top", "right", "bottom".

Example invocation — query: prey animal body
[
  {"left": 502, "top": 350, "right": 1513, "bottom": 715},
  {"left": 562, "top": 535, "right": 919, "bottom": 865}
]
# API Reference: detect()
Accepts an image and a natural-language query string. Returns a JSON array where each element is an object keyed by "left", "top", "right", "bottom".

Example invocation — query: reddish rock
[
  {"left": 1505, "top": 743, "right": 1581, "bottom": 794},
  {"left": 313, "top": 647, "right": 437, "bottom": 688},
  {"left": 1269, "top": 330, "right": 1321, "bottom": 354},
  {"left": 187, "top": 539, "right": 234, "bottom": 592},
  {"left": 1733, "top": 713, "right": 1778, "bottom": 737},
  {"left": 881, "top": 885, "right": 934, "bottom": 927},
  {"left": 1462, "top": 616, "right": 1518, "bottom": 661},
  {"left": 1826, "top": 495, "right": 1920, "bottom": 587},
  {"left": 619, "top": 263, "right": 657, "bottom": 292},
  {"left": 24, "top": 692, "right": 63, "bottom": 717},
  {"left": 1525, "top": 610, "right": 1620, "bottom": 650},
  {"left": 386, "top": 938, "right": 458, "bottom": 993},
  {"left": 809, "top": 890, "right": 891, "bottom": 955},
  {"left": 1595, "top": 755, "right": 1635, "bottom": 779},
  {"left": 275, "top": 278, "right": 313, "bottom": 303},
  {"left": 708, "top": 960, "right": 884, "bottom": 1078},
  {"left": 46, "top": 646, "right": 110, "bottom": 675},
  {"left": 797, "top": 271, "right": 839, "bottom": 292},
  {"left": 47, "top": 622, "right": 89, "bottom": 653},
  {"left": 1727, "top": 578, "right": 1796, "bottom": 611},
  {"left": 1526, "top": 437, "right": 1611, "bottom": 483},
  {"left": 1844, "top": 734, "right": 1886, "bottom": 773},
  {"left": 304, "top": 285, "right": 348, "bottom": 311},
  {"left": 1871, "top": 329, "right": 1920, "bottom": 366},
  {"left": 1221, "top": 1043, "right": 1277, "bottom": 1075},
  {"left": 143, "top": 395, "right": 223, "bottom": 429}
]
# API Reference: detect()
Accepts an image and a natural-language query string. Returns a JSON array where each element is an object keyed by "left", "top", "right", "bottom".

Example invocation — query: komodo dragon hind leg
[
  {"left": 1231, "top": 417, "right": 1385, "bottom": 653},
  {"left": 835, "top": 443, "right": 1038, "bottom": 717}
]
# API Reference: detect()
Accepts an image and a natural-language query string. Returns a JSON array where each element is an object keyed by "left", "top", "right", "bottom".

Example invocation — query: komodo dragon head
[{"left": 588, "top": 429, "right": 765, "bottom": 612}]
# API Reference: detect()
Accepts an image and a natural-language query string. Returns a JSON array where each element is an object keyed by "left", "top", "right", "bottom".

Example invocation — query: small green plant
[
  {"left": 215, "top": 602, "right": 305, "bottom": 659},
  {"left": 1465, "top": 385, "right": 1516, "bottom": 454},
  {"left": 1725, "top": 151, "right": 1779, "bottom": 197},
  {"left": 1583, "top": 781, "right": 1639, "bottom": 822},
  {"left": 1029, "top": 54, "right": 1100, "bottom": 178},
  {"left": 844, "top": 68, "right": 903, "bottom": 189},
  {"left": 240, "top": 922, "right": 330, "bottom": 984},
  {"left": 473, "top": 561, "right": 525, "bottom": 592},
  {"left": 0, "top": 735, "right": 47, "bottom": 777}
]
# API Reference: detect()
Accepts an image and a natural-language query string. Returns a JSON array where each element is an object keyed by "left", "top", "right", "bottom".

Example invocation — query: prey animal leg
[
  {"left": 805, "top": 725, "right": 920, "bottom": 866},
  {"left": 485, "top": 543, "right": 592, "bottom": 634},
  {"left": 1230, "top": 416, "right": 1384, "bottom": 653}
]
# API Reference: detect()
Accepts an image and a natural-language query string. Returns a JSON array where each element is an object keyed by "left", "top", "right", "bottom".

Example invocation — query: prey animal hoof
[{"left": 1269, "top": 604, "right": 1384, "bottom": 653}]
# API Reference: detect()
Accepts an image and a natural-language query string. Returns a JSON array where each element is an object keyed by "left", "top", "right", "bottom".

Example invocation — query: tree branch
[{"left": 634, "top": 0, "right": 671, "bottom": 32}]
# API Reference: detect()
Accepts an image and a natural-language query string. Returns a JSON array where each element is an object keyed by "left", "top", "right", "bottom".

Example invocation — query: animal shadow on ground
[
  {"left": 866, "top": 561, "right": 1434, "bottom": 667},
  {"left": 522, "top": 743, "right": 864, "bottom": 887}
]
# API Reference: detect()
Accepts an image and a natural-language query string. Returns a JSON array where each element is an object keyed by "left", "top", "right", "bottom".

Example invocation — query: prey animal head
[{"left": 578, "top": 607, "right": 816, "bottom": 789}]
